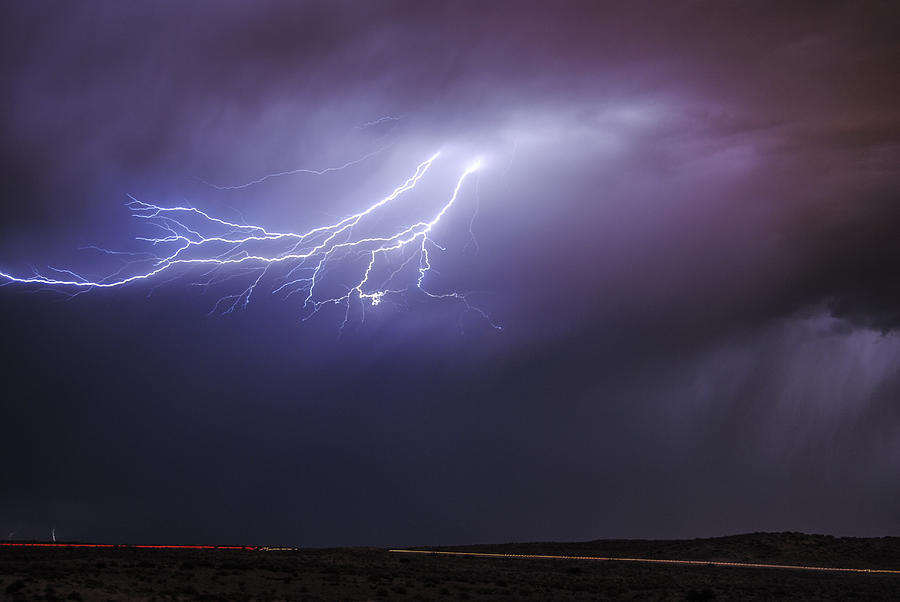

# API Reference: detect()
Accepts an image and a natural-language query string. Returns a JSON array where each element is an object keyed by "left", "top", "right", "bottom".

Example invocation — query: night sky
[{"left": 1, "top": 1, "right": 899, "bottom": 547}]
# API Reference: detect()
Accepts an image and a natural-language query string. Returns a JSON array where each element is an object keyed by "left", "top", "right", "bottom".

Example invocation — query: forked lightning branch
[{"left": 0, "top": 152, "right": 499, "bottom": 331}]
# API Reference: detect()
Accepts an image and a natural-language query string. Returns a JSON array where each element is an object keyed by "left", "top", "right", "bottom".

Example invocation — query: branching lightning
[{"left": 0, "top": 152, "right": 500, "bottom": 331}]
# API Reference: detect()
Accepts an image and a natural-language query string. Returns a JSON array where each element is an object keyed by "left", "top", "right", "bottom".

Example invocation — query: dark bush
[{"left": 686, "top": 588, "right": 717, "bottom": 601}]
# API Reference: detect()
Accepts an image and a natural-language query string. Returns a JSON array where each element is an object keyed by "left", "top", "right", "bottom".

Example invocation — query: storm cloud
[{"left": 1, "top": 1, "right": 898, "bottom": 545}]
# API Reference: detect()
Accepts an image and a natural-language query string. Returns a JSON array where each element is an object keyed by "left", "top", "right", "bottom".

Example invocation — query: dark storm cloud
[{"left": 1, "top": 1, "right": 899, "bottom": 545}]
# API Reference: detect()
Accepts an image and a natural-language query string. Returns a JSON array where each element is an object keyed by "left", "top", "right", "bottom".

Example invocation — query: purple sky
[{"left": 1, "top": 1, "right": 899, "bottom": 546}]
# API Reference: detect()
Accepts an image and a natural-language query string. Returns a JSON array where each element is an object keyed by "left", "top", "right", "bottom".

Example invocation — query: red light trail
[{"left": 0, "top": 543, "right": 258, "bottom": 551}]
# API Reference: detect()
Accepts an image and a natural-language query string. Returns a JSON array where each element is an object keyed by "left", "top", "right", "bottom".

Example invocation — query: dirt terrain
[{"left": 1, "top": 532, "right": 898, "bottom": 600}]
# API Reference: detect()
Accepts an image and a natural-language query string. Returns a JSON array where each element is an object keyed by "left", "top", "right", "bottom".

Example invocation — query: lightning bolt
[{"left": 0, "top": 152, "right": 500, "bottom": 331}]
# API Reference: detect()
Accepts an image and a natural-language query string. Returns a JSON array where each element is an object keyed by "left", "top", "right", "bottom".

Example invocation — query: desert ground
[{"left": 1, "top": 532, "right": 898, "bottom": 600}]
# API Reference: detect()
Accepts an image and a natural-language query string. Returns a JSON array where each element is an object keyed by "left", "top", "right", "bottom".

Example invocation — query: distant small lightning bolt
[
  {"left": 464, "top": 175, "right": 482, "bottom": 256},
  {"left": 359, "top": 115, "right": 403, "bottom": 129},
  {"left": 197, "top": 145, "right": 390, "bottom": 190},
  {"left": 0, "top": 152, "right": 499, "bottom": 330}
]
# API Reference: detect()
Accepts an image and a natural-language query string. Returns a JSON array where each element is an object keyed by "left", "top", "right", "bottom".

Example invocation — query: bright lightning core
[{"left": 0, "top": 152, "right": 500, "bottom": 331}]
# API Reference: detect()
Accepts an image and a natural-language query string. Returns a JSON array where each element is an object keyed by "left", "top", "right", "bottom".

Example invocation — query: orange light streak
[{"left": 388, "top": 549, "right": 900, "bottom": 575}]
